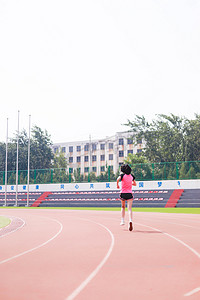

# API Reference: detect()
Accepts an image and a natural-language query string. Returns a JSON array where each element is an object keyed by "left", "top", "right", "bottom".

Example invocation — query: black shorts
[{"left": 120, "top": 193, "right": 133, "bottom": 200}]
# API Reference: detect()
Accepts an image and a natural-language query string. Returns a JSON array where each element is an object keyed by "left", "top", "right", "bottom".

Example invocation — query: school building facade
[{"left": 52, "top": 131, "right": 144, "bottom": 176}]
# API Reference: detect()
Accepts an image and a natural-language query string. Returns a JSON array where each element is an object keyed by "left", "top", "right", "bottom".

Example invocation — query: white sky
[{"left": 0, "top": 0, "right": 200, "bottom": 144}]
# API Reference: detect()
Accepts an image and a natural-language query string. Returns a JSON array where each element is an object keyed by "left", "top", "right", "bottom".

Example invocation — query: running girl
[{"left": 117, "top": 164, "right": 136, "bottom": 231}]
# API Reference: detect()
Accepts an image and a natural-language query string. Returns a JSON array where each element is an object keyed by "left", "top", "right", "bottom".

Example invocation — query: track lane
[
  {"left": 0, "top": 209, "right": 112, "bottom": 300},
  {"left": 0, "top": 209, "right": 200, "bottom": 300},
  {"left": 135, "top": 212, "right": 200, "bottom": 298},
  {"left": 73, "top": 212, "right": 200, "bottom": 300}
]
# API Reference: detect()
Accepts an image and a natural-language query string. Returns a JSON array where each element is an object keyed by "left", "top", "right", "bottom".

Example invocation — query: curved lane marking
[
  {"left": 66, "top": 218, "right": 115, "bottom": 300},
  {"left": 0, "top": 216, "right": 25, "bottom": 238},
  {"left": 139, "top": 215, "right": 200, "bottom": 230},
  {"left": 0, "top": 216, "right": 11, "bottom": 229},
  {"left": 0, "top": 217, "right": 63, "bottom": 265},
  {"left": 135, "top": 221, "right": 200, "bottom": 297},
  {"left": 101, "top": 216, "right": 200, "bottom": 298},
  {"left": 184, "top": 287, "right": 200, "bottom": 297},
  {"left": 167, "top": 221, "right": 200, "bottom": 230}
]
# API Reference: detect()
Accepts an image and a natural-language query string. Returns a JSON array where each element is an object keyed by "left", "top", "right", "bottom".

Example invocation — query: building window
[
  {"left": 84, "top": 167, "right": 89, "bottom": 173},
  {"left": 109, "top": 143, "right": 113, "bottom": 149},
  {"left": 119, "top": 150, "right": 124, "bottom": 157},
  {"left": 84, "top": 156, "right": 89, "bottom": 162},
  {"left": 137, "top": 139, "right": 142, "bottom": 144},
  {"left": 100, "top": 144, "right": 105, "bottom": 150},
  {"left": 61, "top": 147, "right": 66, "bottom": 153},
  {"left": 109, "top": 166, "right": 113, "bottom": 171},
  {"left": 128, "top": 150, "right": 133, "bottom": 155},
  {"left": 84, "top": 144, "right": 89, "bottom": 151},
  {"left": 109, "top": 154, "right": 113, "bottom": 160},
  {"left": 69, "top": 157, "right": 73, "bottom": 163},
  {"left": 101, "top": 166, "right": 105, "bottom": 172},
  {"left": 77, "top": 156, "right": 81, "bottom": 163},
  {"left": 127, "top": 138, "right": 133, "bottom": 144},
  {"left": 92, "top": 167, "right": 97, "bottom": 172},
  {"left": 69, "top": 168, "right": 73, "bottom": 174},
  {"left": 54, "top": 147, "right": 58, "bottom": 154},
  {"left": 100, "top": 155, "right": 105, "bottom": 161},
  {"left": 119, "top": 138, "right": 124, "bottom": 145},
  {"left": 92, "top": 155, "right": 96, "bottom": 162},
  {"left": 69, "top": 146, "right": 73, "bottom": 153},
  {"left": 137, "top": 149, "right": 142, "bottom": 153},
  {"left": 77, "top": 145, "right": 81, "bottom": 152},
  {"left": 92, "top": 144, "right": 96, "bottom": 151}
]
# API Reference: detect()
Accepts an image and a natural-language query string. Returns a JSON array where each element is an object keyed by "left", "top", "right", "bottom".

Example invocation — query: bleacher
[
  {"left": 1, "top": 189, "right": 200, "bottom": 208},
  {"left": 39, "top": 189, "right": 174, "bottom": 208},
  {"left": 176, "top": 189, "right": 200, "bottom": 208},
  {"left": 0, "top": 192, "right": 42, "bottom": 206}
]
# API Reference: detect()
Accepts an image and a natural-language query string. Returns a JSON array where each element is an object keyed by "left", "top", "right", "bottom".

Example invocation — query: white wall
[{"left": 1, "top": 179, "right": 200, "bottom": 193}]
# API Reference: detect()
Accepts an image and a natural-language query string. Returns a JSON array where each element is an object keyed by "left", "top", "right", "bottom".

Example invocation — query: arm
[
  {"left": 132, "top": 180, "right": 136, "bottom": 186},
  {"left": 131, "top": 174, "right": 136, "bottom": 186},
  {"left": 117, "top": 176, "right": 121, "bottom": 189}
]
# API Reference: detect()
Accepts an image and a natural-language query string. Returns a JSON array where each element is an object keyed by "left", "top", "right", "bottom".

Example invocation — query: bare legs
[
  {"left": 121, "top": 200, "right": 125, "bottom": 217},
  {"left": 120, "top": 199, "right": 133, "bottom": 230},
  {"left": 120, "top": 200, "right": 125, "bottom": 225},
  {"left": 127, "top": 199, "right": 133, "bottom": 222}
]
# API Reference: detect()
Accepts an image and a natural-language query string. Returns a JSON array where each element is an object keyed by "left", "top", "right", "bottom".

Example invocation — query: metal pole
[
  {"left": 4, "top": 118, "right": 8, "bottom": 207},
  {"left": 15, "top": 110, "right": 20, "bottom": 206},
  {"left": 89, "top": 134, "right": 92, "bottom": 181},
  {"left": 26, "top": 115, "right": 31, "bottom": 207}
]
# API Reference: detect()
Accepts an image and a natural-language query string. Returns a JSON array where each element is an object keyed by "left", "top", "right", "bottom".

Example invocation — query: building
[{"left": 52, "top": 131, "right": 143, "bottom": 176}]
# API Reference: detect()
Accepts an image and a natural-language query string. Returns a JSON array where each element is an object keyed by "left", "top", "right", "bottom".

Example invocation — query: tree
[
  {"left": 187, "top": 165, "right": 196, "bottom": 179},
  {"left": 73, "top": 168, "right": 84, "bottom": 182},
  {"left": 124, "top": 153, "right": 148, "bottom": 165},
  {"left": 30, "top": 126, "right": 54, "bottom": 170},
  {"left": 0, "top": 143, "right": 6, "bottom": 171},
  {"left": 52, "top": 152, "right": 67, "bottom": 169},
  {"left": 124, "top": 153, "right": 152, "bottom": 180},
  {"left": 125, "top": 114, "right": 191, "bottom": 163},
  {"left": 179, "top": 163, "right": 188, "bottom": 179},
  {"left": 183, "top": 114, "right": 200, "bottom": 161},
  {"left": 11, "top": 129, "right": 29, "bottom": 171},
  {"left": 0, "top": 126, "right": 54, "bottom": 172}
]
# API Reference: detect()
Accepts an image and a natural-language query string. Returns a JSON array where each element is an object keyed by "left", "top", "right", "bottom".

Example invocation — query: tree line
[
  {"left": 0, "top": 126, "right": 54, "bottom": 172},
  {"left": 124, "top": 114, "right": 200, "bottom": 180},
  {"left": 0, "top": 114, "right": 200, "bottom": 184},
  {"left": 125, "top": 113, "right": 200, "bottom": 163}
]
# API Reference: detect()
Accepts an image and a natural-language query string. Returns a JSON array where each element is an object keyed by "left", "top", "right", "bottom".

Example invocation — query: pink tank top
[{"left": 121, "top": 174, "right": 133, "bottom": 193}]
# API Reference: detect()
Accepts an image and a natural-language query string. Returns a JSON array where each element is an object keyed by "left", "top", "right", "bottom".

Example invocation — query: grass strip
[
  {"left": 0, "top": 216, "right": 11, "bottom": 229},
  {"left": 1, "top": 206, "right": 200, "bottom": 214}
]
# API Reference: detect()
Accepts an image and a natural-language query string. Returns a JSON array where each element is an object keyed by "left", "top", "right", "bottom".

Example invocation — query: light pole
[
  {"left": 15, "top": 110, "right": 20, "bottom": 207},
  {"left": 26, "top": 115, "right": 31, "bottom": 207},
  {"left": 4, "top": 118, "right": 8, "bottom": 207}
]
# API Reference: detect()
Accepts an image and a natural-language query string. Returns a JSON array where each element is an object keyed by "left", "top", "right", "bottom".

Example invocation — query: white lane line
[
  {"left": 0, "top": 216, "right": 12, "bottom": 233},
  {"left": 0, "top": 217, "right": 63, "bottom": 265},
  {"left": 135, "top": 222, "right": 200, "bottom": 297},
  {"left": 167, "top": 221, "right": 200, "bottom": 230},
  {"left": 0, "top": 216, "right": 11, "bottom": 231},
  {"left": 184, "top": 287, "right": 200, "bottom": 297},
  {"left": 0, "top": 216, "right": 25, "bottom": 238},
  {"left": 135, "top": 222, "right": 200, "bottom": 259},
  {"left": 66, "top": 218, "right": 115, "bottom": 300},
  {"left": 136, "top": 213, "right": 200, "bottom": 223},
  {"left": 138, "top": 215, "right": 200, "bottom": 230}
]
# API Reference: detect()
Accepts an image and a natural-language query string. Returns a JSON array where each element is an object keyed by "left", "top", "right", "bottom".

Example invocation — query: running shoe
[
  {"left": 129, "top": 221, "right": 133, "bottom": 231},
  {"left": 120, "top": 220, "right": 125, "bottom": 226}
]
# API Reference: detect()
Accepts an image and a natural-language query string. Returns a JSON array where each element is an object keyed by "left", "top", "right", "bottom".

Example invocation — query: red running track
[{"left": 0, "top": 208, "right": 200, "bottom": 300}]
